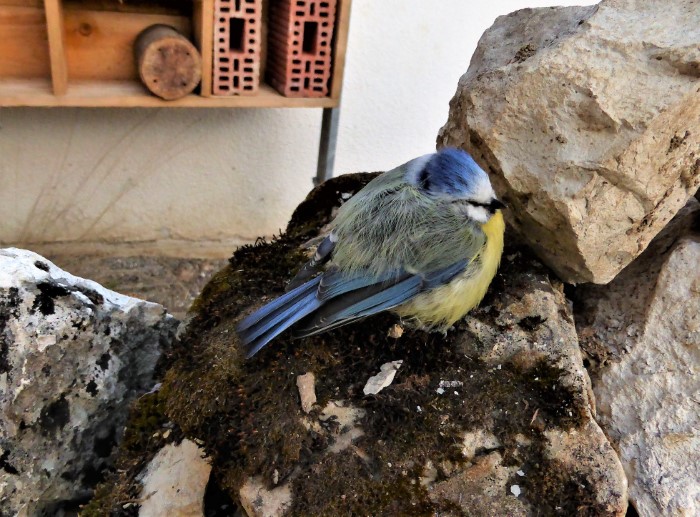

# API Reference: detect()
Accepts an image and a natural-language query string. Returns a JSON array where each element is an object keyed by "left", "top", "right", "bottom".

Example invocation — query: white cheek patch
[{"left": 463, "top": 204, "right": 490, "bottom": 224}]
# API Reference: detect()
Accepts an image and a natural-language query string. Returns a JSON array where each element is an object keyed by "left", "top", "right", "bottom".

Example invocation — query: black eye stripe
[
  {"left": 418, "top": 168, "right": 431, "bottom": 190},
  {"left": 451, "top": 199, "right": 505, "bottom": 211}
]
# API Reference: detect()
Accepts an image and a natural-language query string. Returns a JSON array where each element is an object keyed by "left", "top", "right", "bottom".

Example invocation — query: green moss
[
  {"left": 80, "top": 386, "right": 180, "bottom": 517},
  {"left": 286, "top": 172, "right": 380, "bottom": 239},
  {"left": 188, "top": 264, "right": 235, "bottom": 315}
]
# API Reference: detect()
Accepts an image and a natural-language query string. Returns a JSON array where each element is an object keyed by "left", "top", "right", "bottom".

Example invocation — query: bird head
[{"left": 407, "top": 147, "right": 505, "bottom": 223}]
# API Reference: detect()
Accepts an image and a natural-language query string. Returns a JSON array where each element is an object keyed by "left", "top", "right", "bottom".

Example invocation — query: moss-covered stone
[
  {"left": 85, "top": 172, "right": 627, "bottom": 516},
  {"left": 80, "top": 385, "right": 182, "bottom": 516}
]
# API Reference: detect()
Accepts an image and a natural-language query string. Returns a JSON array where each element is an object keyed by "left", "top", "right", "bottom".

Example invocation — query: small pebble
[
  {"left": 517, "top": 470, "right": 525, "bottom": 477},
  {"left": 387, "top": 324, "right": 404, "bottom": 339},
  {"left": 296, "top": 372, "right": 317, "bottom": 413},
  {"left": 363, "top": 361, "right": 403, "bottom": 395},
  {"left": 510, "top": 484, "right": 521, "bottom": 497}
]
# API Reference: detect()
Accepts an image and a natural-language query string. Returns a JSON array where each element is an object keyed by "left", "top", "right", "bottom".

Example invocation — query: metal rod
[{"left": 315, "top": 106, "right": 340, "bottom": 186}]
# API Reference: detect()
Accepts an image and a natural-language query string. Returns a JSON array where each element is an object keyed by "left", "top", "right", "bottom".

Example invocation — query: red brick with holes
[
  {"left": 213, "top": 0, "right": 263, "bottom": 95},
  {"left": 266, "top": 0, "right": 338, "bottom": 97}
]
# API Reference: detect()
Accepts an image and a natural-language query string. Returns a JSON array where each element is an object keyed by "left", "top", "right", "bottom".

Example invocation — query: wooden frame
[{"left": 0, "top": 0, "right": 351, "bottom": 108}]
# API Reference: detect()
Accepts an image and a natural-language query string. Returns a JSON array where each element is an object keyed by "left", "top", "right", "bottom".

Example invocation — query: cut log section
[{"left": 134, "top": 24, "right": 202, "bottom": 100}]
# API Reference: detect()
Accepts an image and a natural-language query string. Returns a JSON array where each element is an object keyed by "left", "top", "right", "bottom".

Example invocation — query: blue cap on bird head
[{"left": 418, "top": 147, "right": 492, "bottom": 199}]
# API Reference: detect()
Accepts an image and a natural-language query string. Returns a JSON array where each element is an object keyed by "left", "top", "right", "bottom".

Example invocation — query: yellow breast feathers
[{"left": 396, "top": 211, "right": 505, "bottom": 328}]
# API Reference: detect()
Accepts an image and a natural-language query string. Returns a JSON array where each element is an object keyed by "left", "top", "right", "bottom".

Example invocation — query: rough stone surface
[
  {"left": 295, "top": 373, "right": 317, "bottom": 414},
  {"left": 155, "top": 174, "right": 627, "bottom": 516},
  {"left": 239, "top": 477, "right": 292, "bottom": 517},
  {"left": 575, "top": 199, "right": 700, "bottom": 369},
  {"left": 138, "top": 439, "right": 212, "bottom": 517},
  {"left": 362, "top": 360, "right": 403, "bottom": 395},
  {"left": 0, "top": 248, "right": 176, "bottom": 516},
  {"left": 575, "top": 200, "right": 700, "bottom": 516},
  {"left": 438, "top": 0, "right": 700, "bottom": 283}
]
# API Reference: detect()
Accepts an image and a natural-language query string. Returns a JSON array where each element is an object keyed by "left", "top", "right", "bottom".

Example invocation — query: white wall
[{"left": 0, "top": 0, "right": 590, "bottom": 257}]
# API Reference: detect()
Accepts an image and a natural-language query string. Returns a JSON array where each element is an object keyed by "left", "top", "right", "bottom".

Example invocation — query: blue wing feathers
[
  {"left": 423, "top": 259, "right": 468, "bottom": 289},
  {"left": 237, "top": 260, "right": 469, "bottom": 358},
  {"left": 318, "top": 269, "right": 408, "bottom": 300},
  {"left": 237, "top": 277, "right": 322, "bottom": 357}
]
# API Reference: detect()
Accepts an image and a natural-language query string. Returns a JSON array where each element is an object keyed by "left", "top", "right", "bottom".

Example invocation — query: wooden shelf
[
  {"left": 0, "top": 0, "right": 351, "bottom": 108},
  {"left": 0, "top": 78, "right": 338, "bottom": 108}
]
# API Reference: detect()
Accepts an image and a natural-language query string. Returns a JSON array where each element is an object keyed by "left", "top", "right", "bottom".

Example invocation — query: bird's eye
[{"left": 488, "top": 199, "right": 506, "bottom": 211}]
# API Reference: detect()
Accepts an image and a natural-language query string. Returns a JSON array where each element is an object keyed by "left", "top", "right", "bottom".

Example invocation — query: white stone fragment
[
  {"left": 319, "top": 400, "right": 367, "bottom": 454},
  {"left": 363, "top": 360, "right": 403, "bottom": 395},
  {"left": 239, "top": 477, "right": 292, "bottom": 517},
  {"left": 138, "top": 440, "right": 211, "bottom": 517},
  {"left": 296, "top": 372, "right": 317, "bottom": 413},
  {"left": 461, "top": 430, "right": 501, "bottom": 460},
  {"left": 511, "top": 485, "right": 521, "bottom": 497}
]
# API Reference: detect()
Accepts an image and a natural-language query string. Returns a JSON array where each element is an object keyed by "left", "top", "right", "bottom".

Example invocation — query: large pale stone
[
  {"left": 576, "top": 200, "right": 700, "bottom": 516},
  {"left": 438, "top": 0, "right": 700, "bottom": 283},
  {"left": 0, "top": 248, "right": 176, "bottom": 516}
]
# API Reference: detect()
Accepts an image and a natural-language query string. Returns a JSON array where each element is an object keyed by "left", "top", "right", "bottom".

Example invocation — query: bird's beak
[{"left": 489, "top": 198, "right": 507, "bottom": 211}]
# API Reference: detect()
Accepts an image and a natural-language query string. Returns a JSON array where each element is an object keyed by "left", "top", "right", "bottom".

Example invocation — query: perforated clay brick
[
  {"left": 266, "top": 0, "right": 337, "bottom": 97},
  {"left": 213, "top": 0, "right": 262, "bottom": 95}
]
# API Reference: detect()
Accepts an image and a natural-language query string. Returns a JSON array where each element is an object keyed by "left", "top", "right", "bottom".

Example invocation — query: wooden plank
[
  {"left": 330, "top": 0, "right": 352, "bottom": 100},
  {"left": 0, "top": 6, "right": 50, "bottom": 79},
  {"left": 0, "top": 1, "right": 42, "bottom": 7},
  {"left": 193, "top": 0, "right": 213, "bottom": 97},
  {"left": 44, "top": 0, "right": 68, "bottom": 95},
  {"left": 0, "top": 78, "right": 338, "bottom": 108},
  {"left": 60, "top": 0, "right": 192, "bottom": 16},
  {"left": 62, "top": 9, "right": 191, "bottom": 81}
]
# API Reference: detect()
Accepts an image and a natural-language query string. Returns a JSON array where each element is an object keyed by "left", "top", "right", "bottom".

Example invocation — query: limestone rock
[
  {"left": 239, "top": 477, "right": 292, "bottom": 517},
  {"left": 575, "top": 200, "right": 700, "bottom": 516},
  {"left": 156, "top": 174, "right": 627, "bottom": 516},
  {"left": 0, "top": 248, "right": 176, "bottom": 516},
  {"left": 362, "top": 360, "right": 403, "bottom": 395},
  {"left": 138, "top": 439, "right": 212, "bottom": 517},
  {"left": 438, "top": 0, "right": 700, "bottom": 283},
  {"left": 295, "top": 373, "right": 317, "bottom": 414},
  {"left": 575, "top": 199, "right": 699, "bottom": 366}
]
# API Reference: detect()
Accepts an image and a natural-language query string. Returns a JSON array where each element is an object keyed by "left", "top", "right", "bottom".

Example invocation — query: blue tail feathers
[{"left": 236, "top": 277, "right": 322, "bottom": 358}]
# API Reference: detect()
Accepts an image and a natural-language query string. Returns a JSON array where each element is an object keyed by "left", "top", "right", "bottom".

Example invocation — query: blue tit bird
[{"left": 237, "top": 147, "right": 506, "bottom": 358}]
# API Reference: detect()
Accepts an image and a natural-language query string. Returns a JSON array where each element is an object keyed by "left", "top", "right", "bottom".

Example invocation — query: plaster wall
[{"left": 0, "top": 0, "right": 590, "bottom": 257}]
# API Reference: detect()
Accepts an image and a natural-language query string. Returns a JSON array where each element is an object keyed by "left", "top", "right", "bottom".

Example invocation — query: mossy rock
[{"left": 86, "top": 173, "right": 627, "bottom": 516}]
